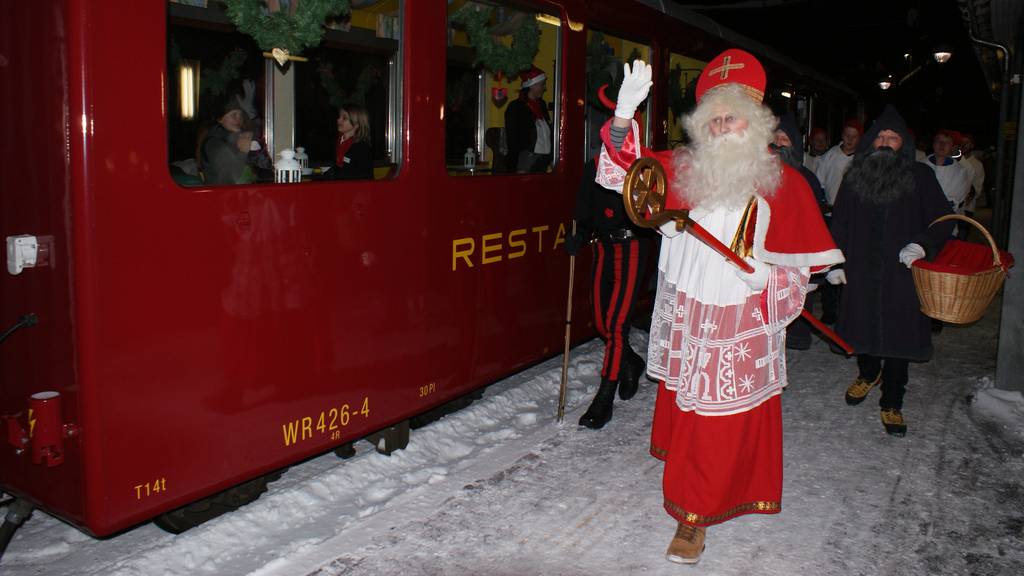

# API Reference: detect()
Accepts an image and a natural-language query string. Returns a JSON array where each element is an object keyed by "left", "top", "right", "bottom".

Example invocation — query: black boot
[
  {"left": 618, "top": 353, "right": 646, "bottom": 400},
  {"left": 579, "top": 378, "right": 618, "bottom": 429}
]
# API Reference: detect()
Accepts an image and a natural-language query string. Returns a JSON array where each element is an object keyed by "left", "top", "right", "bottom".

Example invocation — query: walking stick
[
  {"left": 557, "top": 221, "right": 577, "bottom": 423},
  {"left": 622, "top": 158, "right": 855, "bottom": 355}
]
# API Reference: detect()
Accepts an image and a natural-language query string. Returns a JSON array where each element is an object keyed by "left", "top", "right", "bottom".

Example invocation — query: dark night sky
[{"left": 678, "top": 0, "right": 1001, "bottom": 146}]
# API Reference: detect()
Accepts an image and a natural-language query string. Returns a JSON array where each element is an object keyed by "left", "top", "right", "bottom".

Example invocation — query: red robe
[{"left": 598, "top": 119, "right": 843, "bottom": 526}]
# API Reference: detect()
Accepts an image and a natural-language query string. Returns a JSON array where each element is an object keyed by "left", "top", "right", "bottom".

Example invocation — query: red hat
[
  {"left": 520, "top": 67, "right": 547, "bottom": 88},
  {"left": 934, "top": 129, "right": 961, "bottom": 145},
  {"left": 695, "top": 49, "right": 766, "bottom": 103},
  {"left": 843, "top": 118, "right": 864, "bottom": 135}
]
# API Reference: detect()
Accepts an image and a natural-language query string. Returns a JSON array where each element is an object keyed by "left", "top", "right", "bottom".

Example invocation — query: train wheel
[
  {"left": 153, "top": 470, "right": 285, "bottom": 534},
  {"left": 334, "top": 442, "right": 357, "bottom": 459},
  {"left": 366, "top": 420, "right": 410, "bottom": 456}
]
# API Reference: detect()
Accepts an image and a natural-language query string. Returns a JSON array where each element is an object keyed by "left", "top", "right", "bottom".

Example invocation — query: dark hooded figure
[
  {"left": 772, "top": 112, "right": 828, "bottom": 210},
  {"left": 827, "top": 105, "right": 953, "bottom": 437},
  {"left": 772, "top": 113, "right": 828, "bottom": 350}
]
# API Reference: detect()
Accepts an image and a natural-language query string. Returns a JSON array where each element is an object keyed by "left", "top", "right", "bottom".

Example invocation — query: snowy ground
[{"left": 2, "top": 297, "right": 1022, "bottom": 576}]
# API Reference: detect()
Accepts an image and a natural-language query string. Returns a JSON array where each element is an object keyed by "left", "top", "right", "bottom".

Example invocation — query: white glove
[
  {"left": 614, "top": 60, "right": 653, "bottom": 120},
  {"left": 826, "top": 269, "right": 846, "bottom": 285},
  {"left": 735, "top": 257, "right": 770, "bottom": 291},
  {"left": 237, "top": 79, "right": 258, "bottom": 120},
  {"left": 898, "top": 243, "right": 925, "bottom": 268},
  {"left": 806, "top": 282, "right": 819, "bottom": 293}
]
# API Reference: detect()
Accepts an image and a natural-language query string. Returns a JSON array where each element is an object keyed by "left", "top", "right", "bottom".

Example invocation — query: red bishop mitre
[
  {"left": 520, "top": 66, "right": 547, "bottom": 88},
  {"left": 695, "top": 48, "right": 766, "bottom": 104}
]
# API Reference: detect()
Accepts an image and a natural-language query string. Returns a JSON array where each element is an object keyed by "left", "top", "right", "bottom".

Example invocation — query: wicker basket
[{"left": 911, "top": 214, "right": 1007, "bottom": 324}]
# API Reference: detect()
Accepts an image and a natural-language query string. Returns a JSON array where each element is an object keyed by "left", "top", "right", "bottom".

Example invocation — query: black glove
[{"left": 564, "top": 232, "right": 587, "bottom": 256}]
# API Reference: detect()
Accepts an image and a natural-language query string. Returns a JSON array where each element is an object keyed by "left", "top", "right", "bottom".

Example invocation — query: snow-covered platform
[{"left": 2, "top": 300, "right": 1021, "bottom": 576}]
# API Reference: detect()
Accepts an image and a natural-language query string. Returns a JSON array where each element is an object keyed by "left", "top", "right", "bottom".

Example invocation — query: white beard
[{"left": 675, "top": 130, "right": 781, "bottom": 211}]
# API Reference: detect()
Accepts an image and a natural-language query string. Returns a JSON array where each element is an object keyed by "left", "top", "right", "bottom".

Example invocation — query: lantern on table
[{"left": 275, "top": 149, "right": 302, "bottom": 183}]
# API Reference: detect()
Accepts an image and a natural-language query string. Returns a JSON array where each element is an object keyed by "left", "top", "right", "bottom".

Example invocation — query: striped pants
[{"left": 592, "top": 237, "right": 650, "bottom": 381}]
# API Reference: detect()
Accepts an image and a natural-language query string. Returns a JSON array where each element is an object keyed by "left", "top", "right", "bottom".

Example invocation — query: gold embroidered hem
[{"left": 665, "top": 497, "right": 780, "bottom": 527}]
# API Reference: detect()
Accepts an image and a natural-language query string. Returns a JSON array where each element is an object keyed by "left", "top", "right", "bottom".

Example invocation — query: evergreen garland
[
  {"left": 451, "top": 4, "right": 540, "bottom": 78},
  {"left": 168, "top": 39, "right": 248, "bottom": 97},
  {"left": 223, "top": 0, "right": 351, "bottom": 54},
  {"left": 668, "top": 64, "right": 685, "bottom": 119},
  {"left": 317, "top": 59, "right": 381, "bottom": 108},
  {"left": 585, "top": 32, "right": 616, "bottom": 112},
  {"left": 203, "top": 49, "right": 249, "bottom": 97}
]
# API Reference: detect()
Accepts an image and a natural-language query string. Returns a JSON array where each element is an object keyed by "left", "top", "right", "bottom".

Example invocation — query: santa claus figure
[{"left": 596, "top": 49, "right": 844, "bottom": 564}]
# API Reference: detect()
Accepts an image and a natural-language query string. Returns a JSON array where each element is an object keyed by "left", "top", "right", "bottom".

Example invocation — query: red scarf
[
  {"left": 522, "top": 96, "right": 545, "bottom": 121},
  {"left": 336, "top": 136, "right": 354, "bottom": 167}
]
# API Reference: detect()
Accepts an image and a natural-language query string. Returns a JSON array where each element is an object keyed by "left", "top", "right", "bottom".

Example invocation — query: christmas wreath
[
  {"left": 450, "top": 4, "right": 540, "bottom": 79},
  {"left": 168, "top": 40, "right": 248, "bottom": 97},
  {"left": 223, "top": 0, "right": 351, "bottom": 55},
  {"left": 317, "top": 59, "right": 382, "bottom": 108}
]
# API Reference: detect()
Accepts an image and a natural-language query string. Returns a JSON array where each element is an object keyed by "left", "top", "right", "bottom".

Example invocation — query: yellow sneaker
[
  {"left": 666, "top": 522, "right": 706, "bottom": 564},
  {"left": 880, "top": 408, "right": 907, "bottom": 437},
  {"left": 845, "top": 373, "right": 881, "bottom": 405}
]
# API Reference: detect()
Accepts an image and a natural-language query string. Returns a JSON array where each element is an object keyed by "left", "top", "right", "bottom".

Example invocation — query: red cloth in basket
[{"left": 914, "top": 239, "right": 1015, "bottom": 274}]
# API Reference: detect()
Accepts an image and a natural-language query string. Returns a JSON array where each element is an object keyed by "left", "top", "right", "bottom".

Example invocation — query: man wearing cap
[
  {"left": 825, "top": 105, "right": 953, "bottom": 437},
  {"left": 596, "top": 50, "right": 843, "bottom": 564},
  {"left": 504, "top": 66, "right": 552, "bottom": 173},
  {"left": 201, "top": 99, "right": 252, "bottom": 185}
]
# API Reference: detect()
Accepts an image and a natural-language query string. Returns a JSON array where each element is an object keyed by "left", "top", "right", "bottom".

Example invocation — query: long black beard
[
  {"left": 844, "top": 148, "right": 915, "bottom": 205},
  {"left": 769, "top": 144, "right": 799, "bottom": 168}
]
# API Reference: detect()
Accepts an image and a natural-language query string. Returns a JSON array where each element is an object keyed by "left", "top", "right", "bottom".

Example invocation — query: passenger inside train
[
  {"left": 200, "top": 100, "right": 254, "bottom": 185},
  {"left": 332, "top": 104, "right": 374, "bottom": 180}
]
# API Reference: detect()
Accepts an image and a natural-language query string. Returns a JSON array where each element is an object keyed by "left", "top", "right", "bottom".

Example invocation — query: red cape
[{"left": 600, "top": 120, "right": 843, "bottom": 272}]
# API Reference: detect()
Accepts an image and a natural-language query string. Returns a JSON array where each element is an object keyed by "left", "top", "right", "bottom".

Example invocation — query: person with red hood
[
  {"left": 596, "top": 50, "right": 843, "bottom": 565},
  {"left": 503, "top": 66, "right": 552, "bottom": 173}
]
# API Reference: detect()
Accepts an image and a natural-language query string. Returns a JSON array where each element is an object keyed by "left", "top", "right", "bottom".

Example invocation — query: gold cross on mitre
[{"left": 709, "top": 55, "right": 745, "bottom": 80}]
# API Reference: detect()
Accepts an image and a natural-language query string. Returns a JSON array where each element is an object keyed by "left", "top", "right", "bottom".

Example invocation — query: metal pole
[
  {"left": 995, "top": 61, "right": 1024, "bottom": 393},
  {"left": 965, "top": 16, "right": 1012, "bottom": 246},
  {"left": 557, "top": 222, "right": 577, "bottom": 422}
]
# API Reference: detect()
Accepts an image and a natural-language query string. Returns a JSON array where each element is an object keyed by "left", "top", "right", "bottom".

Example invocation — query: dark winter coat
[
  {"left": 564, "top": 159, "right": 654, "bottom": 255},
  {"left": 830, "top": 106, "right": 953, "bottom": 361},
  {"left": 332, "top": 140, "right": 374, "bottom": 180},
  {"left": 504, "top": 96, "right": 551, "bottom": 173},
  {"left": 776, "top": 112, "right": 828, "bottom": 211},
  {"left": 201, "top": 124, "right": 250, "bottom": 185}
]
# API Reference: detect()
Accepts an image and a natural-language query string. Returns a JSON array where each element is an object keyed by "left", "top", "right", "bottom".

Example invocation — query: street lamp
[{"left": 933, "top": 44, "right": 953, "bottom": 63}]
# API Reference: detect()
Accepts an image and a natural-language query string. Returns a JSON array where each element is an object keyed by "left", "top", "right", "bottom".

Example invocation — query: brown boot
[
  {"left": 845, "top": 372, "right": 881, "bottom": 405},
  {"left": 665, "top": 522, "right": 706, "bottom": 564}
]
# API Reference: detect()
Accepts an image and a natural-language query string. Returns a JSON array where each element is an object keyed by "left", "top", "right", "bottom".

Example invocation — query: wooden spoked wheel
[{"left": 623, "top": 157, "right": 669, "bottom": 228}]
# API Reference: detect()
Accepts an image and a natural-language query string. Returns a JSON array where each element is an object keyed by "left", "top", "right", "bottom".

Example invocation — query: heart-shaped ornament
[{"left": 271, "top": 48, "right": 290, "bottom": 66}]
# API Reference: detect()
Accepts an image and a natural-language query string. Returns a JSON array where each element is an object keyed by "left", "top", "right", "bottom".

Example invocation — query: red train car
[{"left": 0, "top": 0, "right": 853, "bottom": 541}]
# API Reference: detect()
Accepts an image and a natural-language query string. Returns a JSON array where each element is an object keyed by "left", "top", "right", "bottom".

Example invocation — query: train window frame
[
  {"left": 445, "top": 1, "right": 563, "bottom": 178},
  {"left": 664, "top": 50, "right": 708, "bottom": 149},
  {"left": 582, "top": 28, "right": 651, "bottom": 162},
  {"left": 166, "top": 1, "right": 403, "bottom": 188}
]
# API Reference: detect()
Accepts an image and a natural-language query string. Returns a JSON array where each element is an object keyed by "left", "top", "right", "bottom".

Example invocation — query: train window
[
  {"left": 446, "top": 2, "right": 562, "bottom": 176},
  {"left": 665, "top": 51, "right": 708, "bottom": 148},
  {"left": 167, "top": 1, "right": 402, "bottom": 187},
  {"left": 583, "top": 31, "right": 650, "bottom": 160}
]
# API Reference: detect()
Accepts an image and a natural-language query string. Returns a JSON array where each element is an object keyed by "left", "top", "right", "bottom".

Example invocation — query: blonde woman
[{"left": 334, "top": 104, "right": 373, "bottom": 179}]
